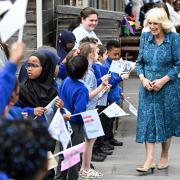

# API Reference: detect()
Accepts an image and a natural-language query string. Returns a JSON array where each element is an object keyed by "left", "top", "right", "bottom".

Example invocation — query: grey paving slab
[{"left": 92, "top": 137, "right": 180, "bottom": 180}]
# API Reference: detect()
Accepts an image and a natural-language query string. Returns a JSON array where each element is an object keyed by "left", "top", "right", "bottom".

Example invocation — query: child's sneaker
[{"left": 80, "top": 168, "right": 103, "bottom": 179}]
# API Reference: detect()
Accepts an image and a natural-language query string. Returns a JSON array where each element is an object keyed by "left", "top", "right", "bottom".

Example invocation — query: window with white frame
[
  {"left": 61, "top": 0, "right": 124, "bottom": 10},
  {"left": 63, "top": 0, "right": 88, "bottom": 7},
  {"left": 88, "top": 0, "right": 124, "bottom": 11}
]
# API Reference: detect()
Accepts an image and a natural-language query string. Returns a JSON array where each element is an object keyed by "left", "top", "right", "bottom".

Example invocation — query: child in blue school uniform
[
  {"left": 92, "top": 44, "right": 116, "bottom": 156},
  {"left": 16, "top": 50, "right": 68, "bottom": 179},
  {"left": 92, "top": 44, "right": 109, "bottom": 86},
  {"left": 3, "top": 78, "right": 22, "bottom": 120},
  {"left": 56, "top": 30, "right": 76, "bottom": 63},
  {"left": 18, "top": 47, "right": 60, "bottom": 84},
  {"left": 76, "top": 39, "right": 112, "bottom": 162},
  {"left": 78, "top": 42, "right": 111, "bottom": 179},
  {"left": 0, "top": 42, "right": 24, "bottom": 115},
  {"left": 55, "top": 55, "right": 89, "bottom": 180},
  {"left": 101, "top": 40, "right": 129, "bottom": 146},
  {"left": 16, "top": 51, "right": 58, "bottom": 121},
  {"left": 83, "top": 40, "right": 129, "bottom": 150}
]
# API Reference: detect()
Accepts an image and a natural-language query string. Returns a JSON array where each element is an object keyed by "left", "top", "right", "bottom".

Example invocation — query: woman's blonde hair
[{"left": 144, "top": 7, "right": 173, "bottom": 32}]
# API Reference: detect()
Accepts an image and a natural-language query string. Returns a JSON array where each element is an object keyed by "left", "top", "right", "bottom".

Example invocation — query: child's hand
[
  {"left": 121, "top": 93, "right": 125, "bottom": 100},
  {"left": 121, "top": 73, "right": 130, "bottom": 80},
  {"left": 62, "top": 58, "right": 67, "bottom": 64},
  {"left": 101, "top": 74, "right": 111, "bottom": 82},
  {"left": 9, "top": 42, "right": 25, "bottom": 64},
  {"left": 21, "top": 112, "right": 28, "bottom": 119},
  {"left": 101, "top": 84, "right": 112, "bottom": 95},
  {"left": 102, "top": 79, "right": 108, "bottom": 86},
  {"left": 101, "top": 74, "right": 111, "bottom": 86},
  {"left": 56, "top": 97, "right": 64, "bottom": 109},
  {"left": 34, "top": 107, "right": 46, "bottom": 116},
  {"left": 106, "top": 84, "right": 112, "bottom": 91},
  {"left": 63, "top": 111, "right": 71, "bottom": 121}
]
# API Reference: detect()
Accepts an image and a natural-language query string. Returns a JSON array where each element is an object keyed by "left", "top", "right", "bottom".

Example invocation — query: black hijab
[
  {"left": 18, "top": 49, "right": 60, "bottom": 82},
  {"left": 18, "top": 51, "right": 58, "bottom": 107}
]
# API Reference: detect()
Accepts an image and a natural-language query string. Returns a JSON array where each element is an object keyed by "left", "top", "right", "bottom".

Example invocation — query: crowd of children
[
  {"left": 0, "top": 5, "right": 133, "bottom": 180},
  {"left": 0, "top": 39, "right": 131, "bottom": 180}
]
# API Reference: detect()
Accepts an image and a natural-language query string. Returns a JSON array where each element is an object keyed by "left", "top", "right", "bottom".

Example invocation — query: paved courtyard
[{"left": 92, "top": 76, "right": 180, "bottom": 180}]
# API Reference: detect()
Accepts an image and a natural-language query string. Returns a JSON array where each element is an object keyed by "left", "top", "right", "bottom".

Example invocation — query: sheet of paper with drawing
[
  {"left": 44, "top": 96, "right": 58, "bottom": 125},
  {"left": 61, "top": 143, "right": 85, "bottom": 171},
  {"left": 109, "top": 58, "right": 135, "bottom": 75},
  {"left": 81, "top": 109, "right": 104, "bottom": 139},
  {"left": 48, "top": 109, "right": 71, "bottom": 150},
  {"left": 102, "top": 102, "right": 129, "bottom": 118},
  {"left": 121, "top": 60, "right": 136, "bottom": 74},
  {"left": 109, "top": 58, "right": 125, "bottom": 74},
  {"left": 125, "top": 99, "right": 137, "bottom": 116}
]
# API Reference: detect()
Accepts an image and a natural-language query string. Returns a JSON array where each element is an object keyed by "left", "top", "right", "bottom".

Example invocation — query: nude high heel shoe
[
  {"left": 136, "top": 163, "right": 156, "bottom": 174},
  {"left": 157, "top": 163, "right": 169, "bottom": 170}
]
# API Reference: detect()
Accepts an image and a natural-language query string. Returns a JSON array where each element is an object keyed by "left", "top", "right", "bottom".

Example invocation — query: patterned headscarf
[{"left": 57, "top": 30, "right": 76, "bottom": 63}]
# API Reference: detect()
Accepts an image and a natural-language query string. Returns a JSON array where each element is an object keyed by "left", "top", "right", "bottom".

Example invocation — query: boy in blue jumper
[
  {"left": 0, "top": 42, "right": 25, "bottom": 115},
  {"left": 102, "top": 40, "right": 129, "bottom": 147},
  {"left": 55, "top": 55, "right": 89, "bottom": 180}
]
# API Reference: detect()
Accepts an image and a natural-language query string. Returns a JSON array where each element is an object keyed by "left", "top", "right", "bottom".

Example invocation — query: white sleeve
[
  {"left": 167, "top": 3, "right": 180, "bottom": 27},
  {"left": 73, "top": 28, "right": 84, "bottom": 49},
  {"left": 125, "top": 0, "right": 130, "bottom": 5}
]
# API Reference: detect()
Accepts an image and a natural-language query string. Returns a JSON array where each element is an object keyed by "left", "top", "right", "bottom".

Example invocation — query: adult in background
[
  {"left": 143, "top": 0, "right": 162, "bottom": 13},
  {"left": 69, "top": 7, "right": 101, "bottom": 49},
  {"left": 173, "top": 0, "right": 180, "bottom": 13},
  {"left": 163, "top": 0, "right": 180, "bottom": 31},
  {"left": 139, "top": 0, "right": 162, "bottom": 25},
  {"left": 136, "top": 7, "right": 180, "bottom": 173},
  {"left": 125, "top": 0, "right": 133, "bottom": 16},
  {"left": 132, "top": 0, "right": 144, "bottom": 25}
]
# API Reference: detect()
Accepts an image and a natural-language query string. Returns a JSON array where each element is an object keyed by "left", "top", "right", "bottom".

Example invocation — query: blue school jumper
[
  {"left": 6, "top": 106, "right": 36, "bottom": 120},
  {"left": 58, "top": 63, "right": 67, "bottom": 80},
  {"left": 102, "top": 57, "right": 123, "bottom": 104},
  {"left": 92, "top": 63, "right": 103, "bottom": 86},
  {"left": 0, "top": 62, "right": 17, "bottom": 114},
  {"left": 59, "top": 77, "right": 89, "bottom": 124},
  {"left": 0, "top": 172, "right": 8, "bottom": 180},
  {"left": 15, "top": 101, "right": 47, "bottom": 122}
]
